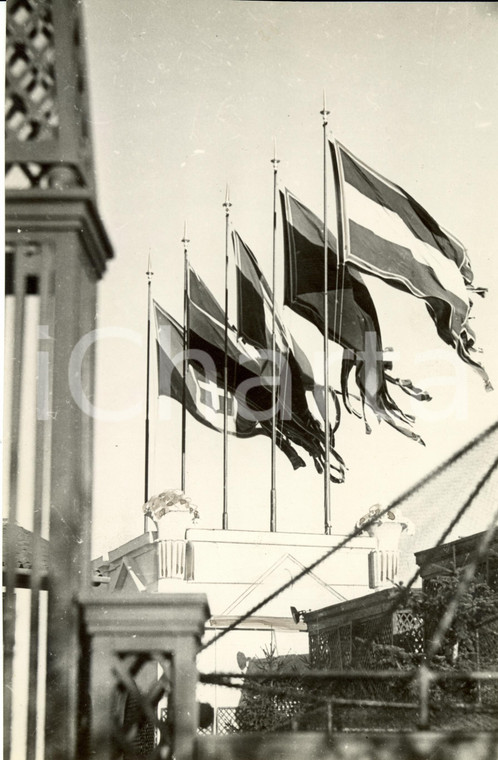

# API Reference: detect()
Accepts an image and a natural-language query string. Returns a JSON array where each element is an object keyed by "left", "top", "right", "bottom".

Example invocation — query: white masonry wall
[{"left": 156, "top": 527, "right": 376, "bottom": 718}]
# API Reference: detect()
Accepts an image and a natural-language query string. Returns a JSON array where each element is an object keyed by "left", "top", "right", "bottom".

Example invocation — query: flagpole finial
[
  {"left": 320, "top": 89, "right": 330, "bottom": 121},
  {"left": 271, "top": 136, "right": 280, "bottom": 169},
  {"left": 223, "top": 184, "right": 232, "bottom": 213},
  {"left": 146, "top": 251, "right": 153, "bottom": 281},
  {"left": 182, "top": 220, "right": 190, "bottom": 247}
]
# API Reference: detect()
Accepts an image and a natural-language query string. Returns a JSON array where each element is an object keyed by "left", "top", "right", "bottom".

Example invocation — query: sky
[{"left": 80, "top": 1, "right": 498, "bottom": 558}]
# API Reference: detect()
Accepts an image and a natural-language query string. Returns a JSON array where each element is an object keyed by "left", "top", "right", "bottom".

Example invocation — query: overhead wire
[
  {"left": 199, "top": 420, "right": 498, "bottom": 654},
  {"left": 427, "top": 504, "right": 498, "bottom": 662},
  {"left": 355, "top": 452, "right": 498, "bottom": 660}
]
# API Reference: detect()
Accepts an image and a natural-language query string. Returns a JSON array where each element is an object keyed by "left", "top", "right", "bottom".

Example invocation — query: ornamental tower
[{"left": 4, "top": 2, "right": 113, "bottom": 758}]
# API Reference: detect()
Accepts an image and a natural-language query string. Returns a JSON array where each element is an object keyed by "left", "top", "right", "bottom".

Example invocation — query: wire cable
[
  {"left": 200, "top": 420, "right": 498, "bottom": 653},
  {"left": 355, "top": 453, "right": 498, "bottom": 660}
]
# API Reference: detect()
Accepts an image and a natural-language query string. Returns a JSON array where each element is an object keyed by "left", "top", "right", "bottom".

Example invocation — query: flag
[
  {"left": 233, "top": 230, "right": 288, "bottom": 353},
  {"left": 281, "top": 188, "right": 428, "bottom": 443},
  {"left": 234, "top": 228, "right": 342, "bottom": 436},
  {"left": 290, "top": 333, "right": 341, "bottom": 438},
  {"left": 155, "top": 299, "right": 306, "bottom": 470},
  {"left": 189, "top": 265, "right": 345, "bottom": 481},
  {"left": 155, "top": 302, "right": 240, "bottom": 435},
  {"left": 233, "top": 230, "right": 271, "bottom": 350},
  {"left": 232, "top": 231, "right": 344, "bottom": 478},
  {"left": 335, "top": 141, "right": 491, "bottom": 389}
]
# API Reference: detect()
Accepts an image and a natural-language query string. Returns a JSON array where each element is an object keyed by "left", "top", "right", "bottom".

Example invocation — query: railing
[
  {"left": 200, "top": 667, "right": 498, "bottom": 732},
  {"left": 4, "top": 582, "right": 497, "bottom": 758},
  {"left": 195, "top": 668, "right": 498, "bottom": 760},
  {"left": 196, "top": 731, "right": 498, "bottom": 760}
]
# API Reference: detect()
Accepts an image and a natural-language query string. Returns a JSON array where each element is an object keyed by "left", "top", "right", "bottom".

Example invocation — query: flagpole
[
  {"left": 270, "top": 139, "right": 280, "bottom": 532},
  {"left": 181, "top": 222, "right": 190, "bottom": 493},
  {"left": 321, "top": 92, "right": 332, "bottom": 536},
  {"left": 329, "top": 133, "right": 348, "bottom": 359},
  {"left": 144, "top": 253, "right": 153, "bottom": 532},
  {"left": 222, "top": 186, "right": 232, "bottom": 530}
]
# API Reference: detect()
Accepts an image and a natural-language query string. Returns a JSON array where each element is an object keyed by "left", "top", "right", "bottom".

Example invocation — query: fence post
[
  {"left": 417, "top": 663, "right": 432, "bottom": 730},
  {"left": 80, "top": 593, "right": 210, "bottom": 760},
  {"left": 326, "top": 698, "right": 334, "bottom": 737}
]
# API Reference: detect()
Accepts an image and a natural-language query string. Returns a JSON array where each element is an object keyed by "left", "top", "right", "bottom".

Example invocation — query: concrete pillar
[{"left": 81, "top": 593, "right": 210, "bottom": 760}]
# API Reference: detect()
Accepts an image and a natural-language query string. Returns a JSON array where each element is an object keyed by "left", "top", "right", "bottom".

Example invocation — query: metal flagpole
[
  {"left": 321, "top": 92, "right": 332, "bottom": 535},
  {"left": 181, "top": 222, "right": 190, "bottom": 493},
  {"left": 329, "top": 134, "right": 348, "bottom": 371},
  {"left": 222, "top": 186, "right": 232, "bottom": 530},
  {"left": 144, "top": 253, "right": 153, "bottom": 532},
  {"left": 270, "top": 139, "right": 280, "bottom": 532}
]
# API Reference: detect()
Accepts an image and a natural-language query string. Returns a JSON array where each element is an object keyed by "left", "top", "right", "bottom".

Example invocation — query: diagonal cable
[
  {"left": 356, "top": 453, "right": 498, "bottom": 660},
  {"left": 389, "top": 420, "right": 498, "bottom": 513},
  {"left": 200, "top": 421, "right": 498, "bottom": 653},
  {"left": 200, "top": 505, "right": 395, "bottom": 653},
  {"left": 427, "top": 506, "right": 498, "bottom": 662}
]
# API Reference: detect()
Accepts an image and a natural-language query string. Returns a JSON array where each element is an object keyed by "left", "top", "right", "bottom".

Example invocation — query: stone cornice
[
  {"left": 80, "top": 592, "right": 210, "bottom": 638},
  {"left": 6, "top": 190, "right": 114, "bottom": 280}
]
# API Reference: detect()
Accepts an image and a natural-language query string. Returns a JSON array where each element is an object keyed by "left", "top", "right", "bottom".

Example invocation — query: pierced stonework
[
  {"left": 113, "top": 651, "right": 174, "bottom": 759},
  {"left": 6, "top": 0, "right": 58, "bottom": 144}
]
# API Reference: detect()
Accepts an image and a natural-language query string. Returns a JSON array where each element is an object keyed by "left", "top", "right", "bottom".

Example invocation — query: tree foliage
[
  {"left": 366, "top": 567, "right": 498, "bottom": 727},
  {"left": 234, "top": 566, "right": 498, "bottom": 732},
  {"left": 384, "top": 567, "right": 498, "bottom": 671},
  {"left": 235, "top": 645, "right": 313, "bottom": 733}
]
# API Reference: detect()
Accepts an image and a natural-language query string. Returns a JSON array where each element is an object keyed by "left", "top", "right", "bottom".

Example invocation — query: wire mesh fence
[{"left": 201, "top": 667, "right": 498, "bottom": 735}]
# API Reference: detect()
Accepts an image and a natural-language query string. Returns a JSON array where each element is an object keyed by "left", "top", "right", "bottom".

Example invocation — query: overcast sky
[{"left": 81, "top": 1, "right": 498, "bottom": 558}]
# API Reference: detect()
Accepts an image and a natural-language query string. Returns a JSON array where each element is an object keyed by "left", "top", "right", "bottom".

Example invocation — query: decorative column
[
  {"left": 357, "top": 506, "right": 414, "bottom": 589},
  {"left": 143, "top": 490, "right": 199, "bottom": 585},
  {"left": 5, "top": 2, "right": 113, "bottom": 758}
]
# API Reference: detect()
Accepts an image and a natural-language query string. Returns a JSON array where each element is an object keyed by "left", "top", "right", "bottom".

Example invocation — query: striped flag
[
  {"left": 233, "top": 230, "right": 288, "bottom": 353},
  {"left": 335, "top": 141, "right": 491, "bottom": 389},
  {"left": 233, "top": 230, "right": 271, "bottom": 350},
  {"left": 281, "top": 188, "right": 382, "bottom": 354},
  {"left": 281, "top": 188, "right": 429, "bottom": 443}
]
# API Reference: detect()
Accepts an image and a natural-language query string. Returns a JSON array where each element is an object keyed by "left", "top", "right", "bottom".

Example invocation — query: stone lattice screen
[{"left": 5, "top": 0, "right": 94, "bottom": 190}]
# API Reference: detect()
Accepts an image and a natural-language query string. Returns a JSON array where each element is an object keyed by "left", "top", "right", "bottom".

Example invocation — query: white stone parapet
[
  {"left": 156, "top": 510, "right": 196, "bottom": 581},
  {"left": 158, "top": 538, "right": 187, "bottom": 580},
  {"left": 357, "top": 505, "right": 414, "bottom": 589}
]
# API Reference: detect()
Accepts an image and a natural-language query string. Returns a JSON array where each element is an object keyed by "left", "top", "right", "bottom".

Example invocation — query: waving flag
[
  {"left": 189, "top": 265, "right": 345, "bottom": 481},
  {"left": 233, "top": 231, "right": 271, "bottom": 350},
  {"left": 233, "top": 230, "right": 345, "bottom": 475},
  {"left": 155, "top": 303, "right": 240, "bottom": 434},
  {"left": 281, "top": 188, "right": 428, "bottom": 443},
  {"left": 155, "top": 299, "right": 306, "bottom": 472},
  {"left": 234, "top": 228, "right": 342, "bottom": 439},
  {"left": 290, "top": 334, "right": 341, "bottom": 437},
  {"left": 282, "top": 188, "right": 380, "bottom": 353},
  {"left": 233, "top": 231, "right": 289, "bottom": 352},
  {"left": 335, "top": 141, "right": 491, "bottom": 389}
]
